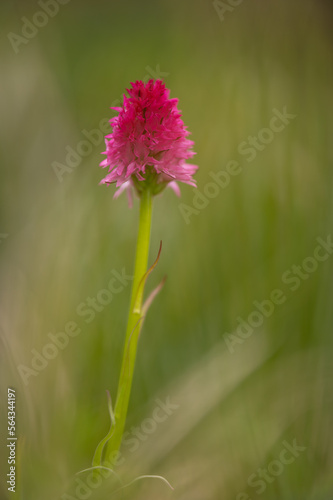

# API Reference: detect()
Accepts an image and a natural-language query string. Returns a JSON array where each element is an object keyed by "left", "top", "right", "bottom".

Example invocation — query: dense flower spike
[{"left": 100, "top": 79, "right": 198, "bottom": 201}]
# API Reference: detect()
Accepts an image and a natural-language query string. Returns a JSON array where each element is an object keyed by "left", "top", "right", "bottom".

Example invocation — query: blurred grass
[{"left": 0, "top": 0, "right": 333, "bottom": 498}]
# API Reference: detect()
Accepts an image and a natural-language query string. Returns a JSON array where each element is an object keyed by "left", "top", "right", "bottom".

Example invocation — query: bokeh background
[{"left": 1, "top": 0, "right": 333, "bottom": 498}]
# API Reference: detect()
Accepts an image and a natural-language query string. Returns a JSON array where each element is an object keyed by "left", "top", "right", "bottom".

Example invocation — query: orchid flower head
[{"left": 99, "top": 79, "right": 198, "bottom": 203}]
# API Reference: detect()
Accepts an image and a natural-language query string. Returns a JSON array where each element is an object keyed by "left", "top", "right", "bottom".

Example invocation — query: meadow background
[{"left": 0, "top": 0, "right": 333, "bottom": 498}]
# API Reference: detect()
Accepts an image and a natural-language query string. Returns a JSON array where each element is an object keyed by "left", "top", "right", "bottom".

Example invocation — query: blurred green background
[{"left": 1, "top": 0, "right": 333, "bottom": 498}]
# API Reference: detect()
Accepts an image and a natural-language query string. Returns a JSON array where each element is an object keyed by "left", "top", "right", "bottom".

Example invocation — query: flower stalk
[{"left": 103, "top": 187, "right": 153, "bottom": 462}]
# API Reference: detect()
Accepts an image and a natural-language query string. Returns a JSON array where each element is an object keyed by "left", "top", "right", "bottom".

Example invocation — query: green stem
[{"left": 104, "top": 188, "right": 153, "bottom": 464}]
